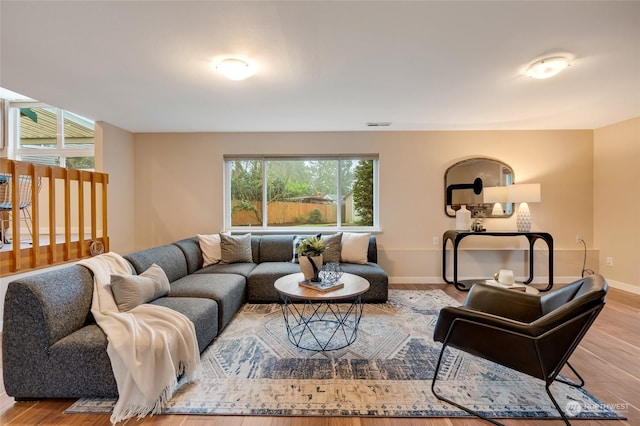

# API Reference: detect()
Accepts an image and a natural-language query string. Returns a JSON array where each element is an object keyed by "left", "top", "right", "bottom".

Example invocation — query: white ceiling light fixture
[
  {"left": 215, "top": 58, "right": 254, "bottom": 81},
  {"left": 525, "top": 56, "right": 571, "bottom": 79}
]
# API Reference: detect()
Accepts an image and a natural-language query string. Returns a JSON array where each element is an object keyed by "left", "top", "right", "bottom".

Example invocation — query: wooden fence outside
[
  {"left": 232, "top": 200, "right": 337, "bottom": 226},
  {"left": 0, "top": 158, "right": 109, "bottom": 277}
]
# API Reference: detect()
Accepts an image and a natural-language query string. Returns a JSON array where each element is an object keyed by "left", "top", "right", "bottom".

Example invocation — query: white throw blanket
[{"left": 79, "top": 252, "right": 201, "bottom": 424}]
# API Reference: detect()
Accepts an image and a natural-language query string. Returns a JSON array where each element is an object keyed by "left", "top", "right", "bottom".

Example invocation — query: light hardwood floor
[{"left": 1, "top": 283, "right": 638, "bottom": 426}]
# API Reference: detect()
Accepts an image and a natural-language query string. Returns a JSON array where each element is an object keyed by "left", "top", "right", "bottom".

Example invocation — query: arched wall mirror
[{"left": 444, "top": 157, "right": 514, "bottom": 218}]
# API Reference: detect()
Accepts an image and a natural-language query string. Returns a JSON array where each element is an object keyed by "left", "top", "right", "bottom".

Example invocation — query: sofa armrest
[
  {"left": 2, "top": 265, "right": 94, "bottom": 397},
  {"left": 367, "top": 235, "right": 378, "bottom": 264}
]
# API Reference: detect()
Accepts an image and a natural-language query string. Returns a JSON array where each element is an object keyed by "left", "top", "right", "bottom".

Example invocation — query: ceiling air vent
[{"left": 366, "top": 122, "right": 391, "bottom": 127}]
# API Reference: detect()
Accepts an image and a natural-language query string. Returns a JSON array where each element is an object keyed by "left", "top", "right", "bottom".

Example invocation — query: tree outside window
[{"left": 227, "top": 156, "right": 377, "bottom": 230}]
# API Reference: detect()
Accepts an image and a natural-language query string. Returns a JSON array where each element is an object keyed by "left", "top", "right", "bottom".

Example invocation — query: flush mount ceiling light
[
  {"left": 215, "top": 58, "right": 254, "bottom": 81},
  {"left": 525, "top": 56, "right": 571, "bottom": 79}
]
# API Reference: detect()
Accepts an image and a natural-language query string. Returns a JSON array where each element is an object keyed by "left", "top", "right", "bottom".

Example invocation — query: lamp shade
[
  {"left": 507, "top": 184, "right": 541, "bottom": 203},
  {"left": 483, "top": 186, "right": 508, "bottom": 203}
]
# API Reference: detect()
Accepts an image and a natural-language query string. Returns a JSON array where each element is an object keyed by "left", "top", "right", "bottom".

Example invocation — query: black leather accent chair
[{"left": 432, "top": 274, "right": 608, "bottom": 425}]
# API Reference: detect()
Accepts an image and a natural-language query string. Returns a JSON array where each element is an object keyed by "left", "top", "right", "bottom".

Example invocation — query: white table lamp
[
  {"left": 507, "top": 184, "right": 541, "bottom": 232},
  {"left": 483, "top": 186, "right": 508, "bottom": 215}
]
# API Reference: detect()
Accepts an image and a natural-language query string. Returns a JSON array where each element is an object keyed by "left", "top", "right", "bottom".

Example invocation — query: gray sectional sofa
[{"left": 2, "top": 233, "right": 387, "bottom": 400}]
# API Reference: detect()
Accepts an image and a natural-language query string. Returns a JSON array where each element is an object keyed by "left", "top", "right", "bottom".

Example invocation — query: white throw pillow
[
  {"left": 198, "top": 233, "right": 225, "bottom": 267},
  {"left": 341, "top": 232, "right": 371, "bottom": 264}
]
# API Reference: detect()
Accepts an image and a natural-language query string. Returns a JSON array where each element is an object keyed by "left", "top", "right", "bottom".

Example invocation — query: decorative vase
[
  {"left": 456, "top": 205, "right": 472, "bottom": 231},
  {"left": 299, "top": 255, "right": 323, "bottom": 282}
]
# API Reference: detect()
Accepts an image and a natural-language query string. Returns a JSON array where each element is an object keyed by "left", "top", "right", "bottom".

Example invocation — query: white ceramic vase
[
  {"left": 456, "top": 205, "right": 472, "bottom": 230},
  {"left": 299, "top": 255, "right": 323, "bottom": 281}
]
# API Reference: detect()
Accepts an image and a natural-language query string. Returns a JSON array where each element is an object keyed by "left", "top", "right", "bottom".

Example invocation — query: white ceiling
[{"left": 1, "top": 1, "right": 639, "bottom": 133}]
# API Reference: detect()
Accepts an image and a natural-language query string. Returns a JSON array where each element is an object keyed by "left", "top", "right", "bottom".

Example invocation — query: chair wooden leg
[{"left": 431, "top": 343, "right": 504, "bottom": 426}]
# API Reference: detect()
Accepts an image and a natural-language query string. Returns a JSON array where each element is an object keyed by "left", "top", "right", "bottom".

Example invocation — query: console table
[{"left": 442, "top": 230, "right": 554, "bottom": 292}]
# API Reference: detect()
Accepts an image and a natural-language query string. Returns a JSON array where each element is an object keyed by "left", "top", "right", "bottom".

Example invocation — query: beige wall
[
  {"left": 594, "top": 117, "right": 640, "bottom": 292},
  {"left": 133, "top": 130, "right": 596, "bottom": 284},
  {"left": 96, "top": 122, "right": 136, "bottom": 254}
]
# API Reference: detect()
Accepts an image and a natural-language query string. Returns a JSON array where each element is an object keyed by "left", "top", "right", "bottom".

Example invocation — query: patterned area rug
[{"left": 66, "top": 289, "right": 623, "bottom": 420}]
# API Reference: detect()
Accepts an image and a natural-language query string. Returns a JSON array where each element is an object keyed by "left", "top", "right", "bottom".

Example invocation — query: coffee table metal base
[{"left": 279, "top": 294, "right": 364, "bottom": 351}]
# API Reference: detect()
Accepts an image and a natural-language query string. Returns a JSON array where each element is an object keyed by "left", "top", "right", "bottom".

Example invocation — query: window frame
[
  {"left": 224, "top": 155, "right": 380, "bottom": 233},
  {"left": 7, "top": 101, "right": 95, "bottom": 169}
]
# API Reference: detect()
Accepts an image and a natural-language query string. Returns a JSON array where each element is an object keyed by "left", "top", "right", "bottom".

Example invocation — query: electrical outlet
[
  {"left": 576, "top": 235, "right": 583, "bottom": 244},
  {"left": 606, "top": 257, "right": 614, "bottom": 267},
  {"left": 433, "top": 236, "right": 439, "bottom": 245}
]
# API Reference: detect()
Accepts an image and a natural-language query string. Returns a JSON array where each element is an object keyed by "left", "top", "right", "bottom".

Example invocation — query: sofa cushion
[
  {"left": 196, "top": 262, "right": 257, "bottom": 277},
  {"left": 124, "top": 244, "right": 188, "bottom": 283},
  {"left": 252, "top": 234, "right": 296, "bottom": 263},
  {"left": 110, "top": 264, "right": 171, "bottom": 311},
  {"left": 168, "top": 273, "right": 246, "bottom": 331},
  {"left": 321, "top": 232, "right": 342, "bottom": 263},
  {"left": 247, "top": 262, "right": 300, "bottom": 303},
  {"left": 339, "top": 263, "right": 388, "bottom": 302},
  {"left": 48, "top": 324, "right": 118, "bottom": 397},
  {"left": 173, "top": 237, "right": 204, "bottom": 274},
  {"left": 151, "top": 297, "right": 219, "bottom": 353},
  {"left": 175, "top": 236, "right": 260, "bottom": 273},
  {"left": 197, "top": 233, "right": 224, "bottom": 266},
  {"left": 341, "top": 232, "right": 371, "bottom": 264},
  {"left": 220, "top": 233, "right": 253, "bottom": 264}
]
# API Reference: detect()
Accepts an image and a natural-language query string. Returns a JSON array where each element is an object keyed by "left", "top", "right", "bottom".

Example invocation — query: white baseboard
[
  {"left": 389, "top": 277, "right": 443, "bottom": 284},
  {"left": 605, "top": 278, "right": 640, "bottom": 295}
]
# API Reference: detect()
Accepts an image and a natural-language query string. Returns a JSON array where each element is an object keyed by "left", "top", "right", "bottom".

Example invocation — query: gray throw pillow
[
  {"left": 322, "top": 232, "right": 342, "bottom": 263},
  {"left": 110, "top": 263, "right": 171, "bottom": 311},
  {"left": 220, "top": 233, "right": 253, "bottom": 264}
]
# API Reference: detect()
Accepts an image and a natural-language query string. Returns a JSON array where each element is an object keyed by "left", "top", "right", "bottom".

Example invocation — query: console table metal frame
[{"left": 442, "top": 230, "right": 554, "bottom": 292}]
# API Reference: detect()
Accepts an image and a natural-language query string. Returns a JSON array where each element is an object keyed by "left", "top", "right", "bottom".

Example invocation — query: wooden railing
[{"left": 0, "top": 159, "right": 109, "bottom": 277}]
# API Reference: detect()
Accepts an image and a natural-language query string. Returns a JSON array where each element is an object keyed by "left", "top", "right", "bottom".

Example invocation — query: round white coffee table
[{"left": 274, "top": 272, "right": 370, "bottom": 351}]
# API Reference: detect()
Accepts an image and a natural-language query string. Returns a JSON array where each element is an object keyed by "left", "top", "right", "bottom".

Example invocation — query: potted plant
[{"left": 297, "top": 235, "right": 325, "bottom": 282}]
